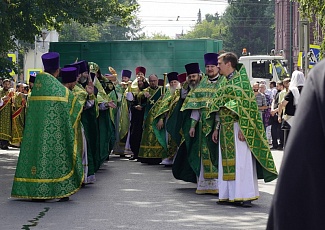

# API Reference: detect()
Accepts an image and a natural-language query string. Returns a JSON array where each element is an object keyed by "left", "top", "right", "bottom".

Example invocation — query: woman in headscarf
[{"left": 277, "top": 70, "right": 305, "bottom": 147}]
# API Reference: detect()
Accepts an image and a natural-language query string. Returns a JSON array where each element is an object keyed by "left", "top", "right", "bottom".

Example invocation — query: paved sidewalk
[{"left": 0, "top": 147, "right": 283, "bottom": 230}]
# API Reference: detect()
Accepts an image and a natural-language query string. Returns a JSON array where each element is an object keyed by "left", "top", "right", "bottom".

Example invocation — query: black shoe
[
  {"left": 129, "top": 156, "right": 137, "bottom": 161},
  {"left": 217, "top": 200, "right": 242, "bottom": 206},
  {"left": 242, "top": 201, "right": 252, "bottom": 207},
  {"left": 147, "top": 159, "right": 162, "bottom": 165},
  {"left": 270, "top": 146, "right": 278, "bottom": 150},
  {"left": 216, "top": 200, "right": 229, "bottom": 205},
  {"left": 58, "top": 197, "right": 69, "bottom": 202},
  {"left": 31, "top": 199, "right": 47, "bottom": 202},
  {"left": 277, "top": 146, "right": 283, "bottom": 150}
]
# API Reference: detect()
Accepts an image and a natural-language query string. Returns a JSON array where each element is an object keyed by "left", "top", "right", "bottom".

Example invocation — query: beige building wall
[{"left": 23, "top": 30, "right": 59, "bottom": 82}]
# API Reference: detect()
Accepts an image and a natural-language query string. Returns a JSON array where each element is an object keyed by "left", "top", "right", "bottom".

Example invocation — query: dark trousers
[
  {"left": 283, "top": 129, "right": 290, "bottom": 149},
  {"left": 0, "top": 140, "right": 9, "bottom": 149},
  {"left": 271, "top": 115, "right": 284, "bottom": 148},
  {"left": 129, "top": 109, "right": 145, "bottom": 158}
]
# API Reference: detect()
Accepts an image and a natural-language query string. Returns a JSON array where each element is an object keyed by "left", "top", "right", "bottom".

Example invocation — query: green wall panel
[{"left": 50, "top": 39, "right": 222, "bottom": 80}]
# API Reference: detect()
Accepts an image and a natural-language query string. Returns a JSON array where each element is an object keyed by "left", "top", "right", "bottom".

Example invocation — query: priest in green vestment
[
  {"left": 210, "top": 52, "right": 278, "bottom": 207},
  {"left": 166, "top": 73, "right": 187, "bottom": 147},
  {"left": 11, "top": 52, "right": 84, "bottom": 201},
  {"left": 103, "top": 79, "right": 119, "bottom": 157},
  {"left": 66, "top": 60, "right": 96, "bottom": 184},
  {"left": 115, "top": 69, "right": 132, "bottom": 156},
  {"left": 0, "top": 79, "right": 13, "bottom": 149},
  {"left": 153, "top": 72, "right": 181, "bottom": 165},
  {"left": 78, "top": 61, "right": 99, "bottom": 183},
  {"left": 104, "top": 68, "right": 124, "bottom": 157},
  {"left": 97, "top": 77, "right": 116, "bottom": 165},
  {"left": 127, "top": 67, "right": 149, "bottom": 160},
  {"left": 89, "top": 62, "right": 116, "bottom": 170},
  {"left": 169, "top": 73, "right": 197, "bottom": 183},
  {"left": 11, "top": 91, "right": 26, "bottom": 144},
  {"left": 180, "top": 59, "right": 225, "bottom": 194},
  {"left": 137, "top": 74, "right": 166, "bottom": 164},
  {"left": 61, "top": 66, "right": 85, "bottom": 188}
]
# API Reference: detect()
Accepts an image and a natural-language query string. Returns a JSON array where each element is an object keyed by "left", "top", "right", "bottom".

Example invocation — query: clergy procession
[{"left": 0, "top": 51, "right": 278, "bottom": 206}]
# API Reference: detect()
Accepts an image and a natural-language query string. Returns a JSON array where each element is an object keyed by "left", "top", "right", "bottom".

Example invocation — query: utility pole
[{"left": 299, "top": 21, "right": 310, "bottom": 77}]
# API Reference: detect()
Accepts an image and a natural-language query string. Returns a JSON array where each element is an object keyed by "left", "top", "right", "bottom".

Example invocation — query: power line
[
  {"left": 139, "top": 0, "right": 228, "bottom": 5},
  {"left": 141, "top": 20, "right": 196, "bottom": 22},
  {"left": 142, "top": 25, "right": 195, "bottom": 27},
  {"left": 138, "top": 17, "right": 273, "bottom": 21},
  {"left": 139, "top": 16, "right": 197, "bottom": 19},
  {"left": 138, "top": 16, "right": 273, "bottom": 20},
  {"left": 141, "top": 24, "right": 195, "bottom": 26},
  {"left": 139, "top": 0, "right": 272, "bottom": 6}
]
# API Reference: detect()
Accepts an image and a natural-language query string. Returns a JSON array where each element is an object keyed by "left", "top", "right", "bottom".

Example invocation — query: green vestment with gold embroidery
[
  {"left": 11, "top": 92, "right": 26, "bottom": 143},
  {"left": 72, "top": 83, "right": 90, "bottom": 175},
  {"left": 210, "top": 64, "right": 278, "bottom": 182},
  {"left": 118, "top": 87, "right": 129, "bottom": 141},
  {"left": 74, "top": 83, "right": 99, "bottom": 177},
  {"left": 0, "top": 89, "right": 12, "bottom": 142},
  {"left": 153, "top": 88, "right": 180, "bottom": 159},
  {"left": 166, "top": 89, "right": 186, "bottom": 147},
  {"left": 180, "top": 75, "right": 227, "bottom": 178},
  {"left": 108, "top": 89, "right": 118, "bottom": 154},
  {"left": 138, "top": 86, "right": 166, "bottom": 159},
  {"left": 97, "top": 78, "right": 115, "bottom": 170},
  {"left": 115, "top": 86, "right": 130, "bottom": 154},
  {"left": 169, "top": 87, "right": 196, "bottom": 183},
  {"left": 11, "top": 73, "right": 84, "bottom": 199}
]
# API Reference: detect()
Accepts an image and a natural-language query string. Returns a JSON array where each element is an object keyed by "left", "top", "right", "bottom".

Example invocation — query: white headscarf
[{"left": 289, "top": 70, "right": 305, "bottom": 105}]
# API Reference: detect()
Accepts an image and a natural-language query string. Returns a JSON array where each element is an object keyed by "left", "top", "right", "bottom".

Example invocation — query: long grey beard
[{"left": 170, "top": 84, "right": 181, "bottom": 95}]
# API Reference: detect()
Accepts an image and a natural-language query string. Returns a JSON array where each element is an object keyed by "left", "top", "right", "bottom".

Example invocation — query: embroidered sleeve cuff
[{"left": 190, "top": 119, "right": 198, "bottom": 128}]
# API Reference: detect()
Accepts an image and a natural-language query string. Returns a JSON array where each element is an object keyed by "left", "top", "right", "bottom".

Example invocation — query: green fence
[{"left": 50, "top": 39, "right": 223, "bottom": 79}]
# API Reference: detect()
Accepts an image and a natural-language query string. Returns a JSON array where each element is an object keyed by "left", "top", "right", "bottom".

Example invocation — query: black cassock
[{"left": 267, "top": 60, "right": 325, "bottom": 229}]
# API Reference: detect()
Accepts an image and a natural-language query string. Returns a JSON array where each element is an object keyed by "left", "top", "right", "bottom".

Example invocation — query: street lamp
[{"left": 34, "top": 29, "right": 50, "bottom": 68}]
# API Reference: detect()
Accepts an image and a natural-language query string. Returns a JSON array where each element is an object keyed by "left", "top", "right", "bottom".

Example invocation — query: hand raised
[
  {"left": 86, "top": 78, "right": 94, "bottom": 95},
  {"left": 107, "top": 101, "right": 117, "bottom": 109},
  {"left": 144, "top": 92, "right": 151, "bottom": 98}
]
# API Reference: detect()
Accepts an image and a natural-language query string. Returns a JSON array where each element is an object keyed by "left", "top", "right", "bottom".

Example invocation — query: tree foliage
[
  {"left": 99, "top": 19, "right": 144, "bottom": 41},
  {"left": 60, "top": 20, "right": 101, "bottom": 42},
  {"left": 0, "top": 0, "right": 137, "bottom": 78},
  {"left": 59, "top": 0, "right": 143, "bottom": 42},
  {"left": 183, "top": 1, "right": 275, "bottom": 57},
  {"left": 183, "top": 14, "right": 225, "bottom": 39},
  {"left": 222, "top": 0, "right": 275, "bottom": 56},
  {"left": 145, "top": 32, "right": 172, "bottom": 40},
  {"left": 294, "top": 0, "right": 325, "bottom": 53},
  {"left": 60, "top": 20, "right": 144, "bottom": 42},
  {"left": 60, "top": 18, "right": 144, "bottom": 42}
]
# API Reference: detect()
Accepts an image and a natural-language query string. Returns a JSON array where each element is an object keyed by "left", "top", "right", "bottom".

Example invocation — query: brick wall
[{"left": 275, "top": 0, "right": 320, "bottom": 73}]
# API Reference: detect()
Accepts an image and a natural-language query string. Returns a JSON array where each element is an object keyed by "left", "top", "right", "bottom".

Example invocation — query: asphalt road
[{"left": 0, "top": 147, "right": 284, "bottom": 230}]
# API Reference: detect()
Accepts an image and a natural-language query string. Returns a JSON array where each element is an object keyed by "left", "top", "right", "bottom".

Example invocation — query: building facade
[{"left": 275, "top": 0, "right": 320, "bottom": 73}]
